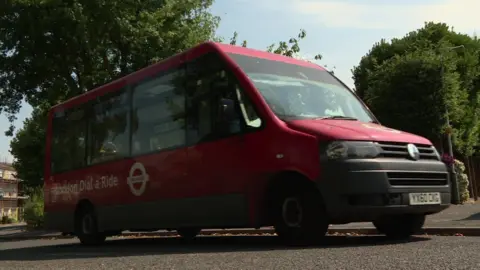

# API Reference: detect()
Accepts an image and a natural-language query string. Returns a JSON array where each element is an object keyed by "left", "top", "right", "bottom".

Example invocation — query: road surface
[{"left": 1, "top": 235, "right": 480, "bottom": 269}]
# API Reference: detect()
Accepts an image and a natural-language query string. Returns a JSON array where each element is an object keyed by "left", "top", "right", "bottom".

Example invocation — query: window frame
[
  {"left": 49, "top": 51, "right": 267, "bottom": 175},
  {"left": 130, "top": 64, "right": 188, "bottom": 157},
  {"left": 226, "top": 52, "right": 378, "bottom": 123},
  {"left": 50, "top": 104, "right": 89, "bottom": 174},
  {"left": 86, "top": 87, "right": 132, "bottom": 166},
  {"left": 184, "top": 52, "right": 265, "bottom": 146}
]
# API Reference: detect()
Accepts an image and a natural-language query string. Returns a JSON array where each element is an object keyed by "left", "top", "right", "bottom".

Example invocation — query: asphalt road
[{"left": 1, "top": 235, "right": 480, "bottom": 270}]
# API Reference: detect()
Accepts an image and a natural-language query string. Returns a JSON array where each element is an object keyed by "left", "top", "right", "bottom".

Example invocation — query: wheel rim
[
  {"left": 82, "top": 214, "right": 94, "bottom": 235},
  {"left": 282, "top": 197, "right": 303, "bottom": 227}
]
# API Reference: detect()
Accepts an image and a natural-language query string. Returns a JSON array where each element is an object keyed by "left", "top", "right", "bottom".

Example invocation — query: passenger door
[{"left": 184, "top": 52, "right": 263, "bottom": 226}]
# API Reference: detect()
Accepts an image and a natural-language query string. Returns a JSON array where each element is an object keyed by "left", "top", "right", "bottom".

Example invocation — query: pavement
[
  {"left": 1, "top": 235, "right": 480, "bottom": 269},
  {"left": 1, "top": 203, "right": 479, "bottom": 241}
]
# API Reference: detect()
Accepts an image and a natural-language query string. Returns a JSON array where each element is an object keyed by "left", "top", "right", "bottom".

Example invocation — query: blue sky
[{"left": 0, "top": 0, "right": 479, "bottom": 162}]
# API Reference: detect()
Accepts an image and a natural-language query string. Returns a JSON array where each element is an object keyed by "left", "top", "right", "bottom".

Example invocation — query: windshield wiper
[{"left": 315, "top": 116, "right": 358, "bottom": 121}]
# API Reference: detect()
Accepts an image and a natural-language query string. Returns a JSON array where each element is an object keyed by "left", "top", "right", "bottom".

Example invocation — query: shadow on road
[
  {"left": 0, "top": 226, "right": 25, "bottom": 232},
  {"left": 461, "top": 212, "right": 480, "bottom": 221},
  {"left": 0, "top": 235, "right": 429, "bottom": 261}
]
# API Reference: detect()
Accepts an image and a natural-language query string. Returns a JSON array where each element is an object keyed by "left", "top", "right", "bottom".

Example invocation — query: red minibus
[{"left": 44, "top": 42, "right": 451, "bottom": 245}]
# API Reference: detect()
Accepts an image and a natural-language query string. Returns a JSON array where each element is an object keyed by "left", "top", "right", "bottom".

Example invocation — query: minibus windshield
[{"left": 227, "top": 53, "right": 375, "bottom": 123}]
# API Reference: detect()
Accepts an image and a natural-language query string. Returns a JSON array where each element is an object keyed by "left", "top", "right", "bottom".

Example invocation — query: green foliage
[
  {"left": 6, "top": 3, "right": 323, "bottom": 191},
  {"left": 267, "top": 29, "right": 322, "bottom": 60},
  {"left": 454, "top": 159, "right": 470, "bottom": 203},
  {"left": 4, "top": 0, "right": 220, "bottom": 189},
  {"left": 229, "top": 31, "right": 247, "bottom": 47},
  {"left": 352, "top": 22, "right": 480, "bottom": 155},
  {"left": 1, "top": 215, "right": 16, "bottom": 224},
  {"left": 229, "top": 29, "right": 323, "bottom": 61},
  {"left": 22, "top": 186, "right": 44, "bottom": 229},
  {"left": 363, "top": 50, "right": 469, "bottom": 142},
  {"left": 9, "top": 105, "right": 49, "bottom": 190},
  {"left": 0, "top": 0, "right": 220, "bottom": 135}
]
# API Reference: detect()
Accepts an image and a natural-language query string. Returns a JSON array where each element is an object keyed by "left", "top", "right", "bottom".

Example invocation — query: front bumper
[{"left": 317, "top": 158, "right": 451, "bottom": 223}]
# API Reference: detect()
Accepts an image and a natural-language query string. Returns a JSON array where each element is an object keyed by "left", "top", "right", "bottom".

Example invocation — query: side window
[
  {"left": 186, "top": 52, "right": 262, "bottom": 144},
  {"left": 131, "top": 68, "right": 186, "bottom": 155},
  {"left": 51, "top": 107, "right": 87, "bottom": 173},
  {"left": 87, "top": 90, "right": 130, "bottom": 165}
]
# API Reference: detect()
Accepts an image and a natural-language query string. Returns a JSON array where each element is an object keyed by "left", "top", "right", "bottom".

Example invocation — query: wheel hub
[
  {"left": 82, "top": 214, "right": 94, "bottom": 234},
  {"left": 282, "top": 197, "right": 303, "bottom": 227}
]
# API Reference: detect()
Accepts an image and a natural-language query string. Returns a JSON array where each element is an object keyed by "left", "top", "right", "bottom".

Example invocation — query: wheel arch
[
  {"left": 262, "top": 170, "right": 322, "bottom": 224},
  {"left": 74, "top": 199, "right": 95, "bottom": 232}
]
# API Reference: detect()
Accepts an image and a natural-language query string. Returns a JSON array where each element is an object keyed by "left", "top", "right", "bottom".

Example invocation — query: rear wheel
[
  {"left": 373, "top": 214, "right": 426, "bottom": 239},
  {"left": 177, "top": 228, "right": 201, "bottom": 240},
  {"left": 272, "top": 186, "right": 329, "bottom": 245},
  {"left": 75, "top": 205, "right": 106, "bottom": 246}
]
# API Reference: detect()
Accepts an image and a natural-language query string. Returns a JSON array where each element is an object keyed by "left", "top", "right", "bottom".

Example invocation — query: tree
[
  {"left": 229, "top": 29, "right": 323, "bottom": 62},
  {"left": 0, "top": 0, "right": 220, "bottom": 135},
  {"left": 4, "top": 0, "right": 220, "bottom": 189},
  {"left": 352, "top": 22, "right": 480, "bottom": 156},
  {"left": 9, "top": 105, "right": 48, "bottom": 189},
  {"left": 7, "top": 9, "right": 323, "bottom": 189},
  {"left": 362, "top": 50, "right": 468, "bottom": 146},
  {"left": 229, "top": 31, "right": 247, "bottom": 47}
]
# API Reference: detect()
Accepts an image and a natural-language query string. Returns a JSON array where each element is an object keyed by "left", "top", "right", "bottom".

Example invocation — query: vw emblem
[{"left": 407, "top": 144, "right": 420, "bottom": 160}]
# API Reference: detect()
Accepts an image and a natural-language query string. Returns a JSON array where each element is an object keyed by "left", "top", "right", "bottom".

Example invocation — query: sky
[{"left": 0, "top": 0, "right": 479, "bottom": 162}]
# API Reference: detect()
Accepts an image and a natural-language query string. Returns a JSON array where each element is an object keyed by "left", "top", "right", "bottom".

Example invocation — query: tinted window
[
  {"left": 88, "top": 90, "right": 130, "bottom": 164},
  {"left": 185, "top": 53, "right": 261, "bottom": 144},
  {"left": 51, "top": 107, "right": 87, "bottom": 173},
  {"left": 227, "top": 53, "right": 374, "bottom": 122},
  {"left": 132, "top": 68, "right": 186, "bottom": 155},
  {"left": 228, "top": 53, "right": 343, "bottom": 86},
  {"left": 236, "top": 83, "right": 262, "bottom": 129}
]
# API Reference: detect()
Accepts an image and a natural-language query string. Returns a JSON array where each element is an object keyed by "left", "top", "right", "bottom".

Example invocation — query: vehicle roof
[
  {"left": 213, "top": 42, "right": 326, "bottom": 71},
  {"left": 51, "top": 41, "right": 326, "bottom": 111}
]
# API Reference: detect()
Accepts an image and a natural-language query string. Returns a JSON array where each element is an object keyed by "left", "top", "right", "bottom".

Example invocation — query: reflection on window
[
  {"left": 51, "top": 107, "right": 87, "bottom": 172},
  {"left": 88, "top": 91, "right": 130, "bottom": 164},
  {"left": 228, "top": 53, "right": 374, "bottom": 122},
  {"left": 49, "top": 53, "right": 268, "bottom": 174},
  {"left": 186, "top": 53, "right": 262, "bottom": 144},
  {"left": 249, "top": 73, "right": 372, "bottom": 122},
  {"left": 132, "top": 69, "right": 186, "bottom": 155}
]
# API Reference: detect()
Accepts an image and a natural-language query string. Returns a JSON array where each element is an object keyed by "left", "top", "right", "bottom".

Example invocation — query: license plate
[{"left": 409, "top": 192, "right": 441, "bottom": 205}]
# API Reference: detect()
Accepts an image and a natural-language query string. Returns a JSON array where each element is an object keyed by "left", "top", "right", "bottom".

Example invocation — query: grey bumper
[{"left": 317, "top": 158, "right": 451, "bottom": 223}]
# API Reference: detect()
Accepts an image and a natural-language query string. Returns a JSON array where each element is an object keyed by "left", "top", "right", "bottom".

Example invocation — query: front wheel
[
  {"left": 273, "top": 188, "right": 329, "bottom": 245},
  {"left": 373, "top": 214, "right": 426, "bottom": 239}
]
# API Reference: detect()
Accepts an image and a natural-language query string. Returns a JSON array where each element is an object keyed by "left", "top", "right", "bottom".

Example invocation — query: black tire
[
  {"left": 75, "top": 205, "right": 106, "bottom": 246},
  {"left": 272, "top": 186, "right": 329, "bottom": 245},
  {"left": 373, "top": 214, "right": 426, "bottom": 239},
  {"left": 177, "top": 228, "right": 201, "bottom": 240}
]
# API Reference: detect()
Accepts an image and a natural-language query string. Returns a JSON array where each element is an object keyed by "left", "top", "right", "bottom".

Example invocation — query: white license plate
[{"left": 409, "top": 192, "right": 441, "bottom": 205}]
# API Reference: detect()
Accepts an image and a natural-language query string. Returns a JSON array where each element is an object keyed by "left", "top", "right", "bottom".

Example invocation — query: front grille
[
  {"left": 377, "top": 142, "right": 439, "bottom": 160},
  {"left": 387, "top": 171, "right": 448, "bottom": 186}
]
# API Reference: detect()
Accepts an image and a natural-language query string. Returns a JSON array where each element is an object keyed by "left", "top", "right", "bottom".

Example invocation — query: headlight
[{"left": 325, "top": 141, "right": 380, "bottom": 160}]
